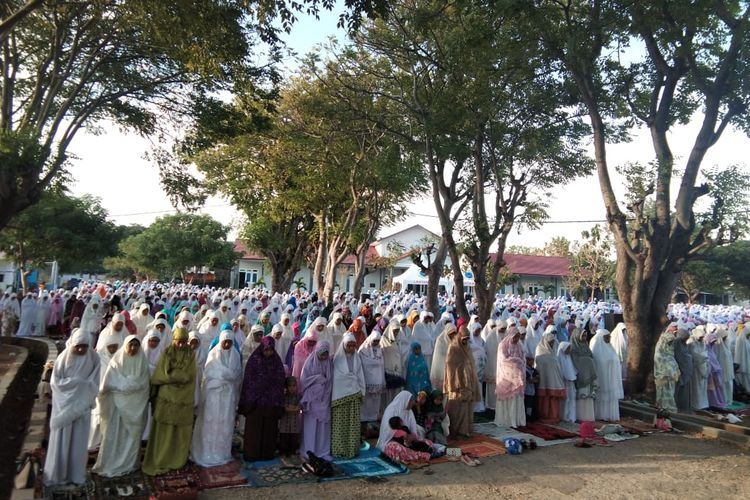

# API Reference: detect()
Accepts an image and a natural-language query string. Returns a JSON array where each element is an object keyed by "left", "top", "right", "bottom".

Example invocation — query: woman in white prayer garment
[
  {"left": 93, "top": 335, "right": 150, "bottom": 477},
  {"left": 482, "top": 319, "right": 500, "bottom": 411},
  {"left": 590, "top": 329, "right": 623, "bottom": 421},
  {"left": 44, "top": 329, "right": 101, "bottom": 486},
  {"left": 557, "top": 341, "right": 577, "bottom": 422},
  {"left": 141, "top": 329, "right": 165, "bottom": 440},
  {"left": 411, "top": 311, "right": 436, "bottom": 369},
  {"left": 88, "top": 327, "right": 122, "bottom": 450},
  {"left": 131, "top": 303, "right": 154, "bottom": 339},
  {"left": 609, "top": 322, "right": 629, "bottom": 381},
  {"left": 190, "top": 330, "right": 242, "bottom": 467},
  {"left": 326, "top": 312, "right": 347, "bottom": 353},
  {"left": 16, "top": 293, "right": 38, "bottom": 337},
  {"left": 689, "top": 326, "right": 710, "bottom": 410}
]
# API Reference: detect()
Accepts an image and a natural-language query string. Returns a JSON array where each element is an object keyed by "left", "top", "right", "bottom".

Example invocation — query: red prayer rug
[
  {"left": 148, "top": 464, "right": 200, "bottom": 500},
  {"left": 515, "top": 422, "right": 579, "bottom": 440},
  {"left": 196, "top": 460, "right": 249, "bottom": 490}
]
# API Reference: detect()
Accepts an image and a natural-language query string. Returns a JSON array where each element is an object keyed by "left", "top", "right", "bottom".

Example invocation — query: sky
[{"left": 67, "top": 5, "right": 750, "bottom": 251}]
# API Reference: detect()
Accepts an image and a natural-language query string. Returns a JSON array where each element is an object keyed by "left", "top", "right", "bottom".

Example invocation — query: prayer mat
[
  {"left": 240, "top": 461, "right": 319, "bottom": 488},
  {"left": 726, "top": 401, "right": 750, "bottom": 411},
  {"left": 196, "top": 461, "right": 249, "bottom": 490},
  {"left": 147, "top": 464, "right": 200, "bottom": 500},
  {"left": 430, "top": 434, "right": 507, "bottom": 464},
  {"left": 603, "top": 432, "right": 639, "bottom": 442},
  {"left": 473, "top": 422, "right": 577, "bottom": 447},
  {"left": 617, "top": 417, "right": 666, "bottom": 435},
  {"left": 43, "top": 480, "right": 95, "bottom": 500},
  {"left": 91, "top": 470, "right": 150, "bottom": 499},
  {"left": 449, "top": 435, "right": 506, "bottom": 458},
  {"left": 515, "top": 422, "right": 579, "bottom": 440},
  {"left": 322, "top": 453, "right": 409, "bottom": 482}
]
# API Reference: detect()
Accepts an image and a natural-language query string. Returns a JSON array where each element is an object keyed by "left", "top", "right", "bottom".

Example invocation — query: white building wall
[
  {"left": 0, "top": 258, "right": 15, "bottom": 290},
  {"left": 374, "top": 225, "right": 442, "bottom": 257}
]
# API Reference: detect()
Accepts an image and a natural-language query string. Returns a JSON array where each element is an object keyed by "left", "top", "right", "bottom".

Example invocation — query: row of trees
[
  {"left": 104, "top": 213, "right": 237, "bottom": 283},
  {"left": 0, "top": 189, "right": 237, "bottom": 290},
  {"left": 163, "top": 0, "right": 594, "bottom": 316},
  {"left": 0, "top": 189, "right": 139, "bottom": 292},
  {"left": 170, "top": 0, "right": 750, "bottom": 393}
]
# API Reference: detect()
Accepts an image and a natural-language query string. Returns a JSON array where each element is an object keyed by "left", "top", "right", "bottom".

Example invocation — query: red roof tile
[
  {"left": 490, "top": 253, "right": 571, "bottom": 277},
  {"left": 234, "top": 240, "right": 265, "bottom": 261},
  {"left": 234, "top": 240, "right": 381, "bottom": 265},
  {"left": 341, "top": 245, "right": 380, "bottom": 265}
]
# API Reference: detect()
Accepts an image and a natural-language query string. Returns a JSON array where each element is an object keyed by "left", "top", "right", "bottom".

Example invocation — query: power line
[
  {"left": 111, "top": 204, "right": 233, "bottom": 218},
  {"left": 409, "top": 212, "right": 611, "bottom": 224}
]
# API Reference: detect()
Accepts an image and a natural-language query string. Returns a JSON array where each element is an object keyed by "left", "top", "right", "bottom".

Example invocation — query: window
[
  {"left": 249, "top": 269, "right": 259, "bottom": 284},
  {"left": 0, "top": 274, "right": 4, "bottom": 283}
]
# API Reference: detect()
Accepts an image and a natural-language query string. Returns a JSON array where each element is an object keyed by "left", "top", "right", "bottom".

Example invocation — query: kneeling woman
[{"left": 382, "top": 416, "right": 437, "bottom": 463}]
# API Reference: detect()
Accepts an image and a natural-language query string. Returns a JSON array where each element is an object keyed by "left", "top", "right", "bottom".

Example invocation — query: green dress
[
  {"left": 142, "top": 345, "right": 196, "bottom": 476},
  {"left": 331, "top": 392, "right": 362, "bottom": 458}
]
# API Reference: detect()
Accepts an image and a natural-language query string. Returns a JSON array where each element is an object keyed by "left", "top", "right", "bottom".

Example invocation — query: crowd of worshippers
[{"left": 12, "top": 283, "right": 749, "bottom": 487}]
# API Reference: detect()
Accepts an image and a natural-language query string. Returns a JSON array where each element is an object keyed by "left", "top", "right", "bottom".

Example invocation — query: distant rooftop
[{"left": 491, "top": 253, "right": 571, "bottom": 277}]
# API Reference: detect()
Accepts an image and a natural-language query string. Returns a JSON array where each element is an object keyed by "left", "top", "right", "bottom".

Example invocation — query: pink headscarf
[
  {"left": 495, "top": 330, "right": 526, "bottom": 401},
  {"left": 292, "top": 328, "right": 319, "bottom": 380}
]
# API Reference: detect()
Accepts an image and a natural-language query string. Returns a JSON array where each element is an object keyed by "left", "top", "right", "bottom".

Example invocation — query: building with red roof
[{"left": 232, "top": 223, "right": 576, "bottom": 298}]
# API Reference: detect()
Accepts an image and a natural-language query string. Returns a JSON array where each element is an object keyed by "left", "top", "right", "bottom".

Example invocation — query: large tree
[
  {"left": 322, "top": 0, "right": 591, "bottom": 320},
  {"left": 107, "top": 213, "right": 237, "bottom": 281},
  {"left": 0, "top": 189, "right": 118, "bottom": 292},
  {"left": 176, "top": 59, "right": 423, "bottom": 300},
  {"left": 515, "top": 0, "right": 750, "bottom": 394},
  {"left": 291, "top": 62, "right": 424, "bottom": 304},
  {"left": 0, "top": 0, "right": 388, "bottom": 231},
  {"left": 564, "top": 225, "right": 616, "bottom": 301}
]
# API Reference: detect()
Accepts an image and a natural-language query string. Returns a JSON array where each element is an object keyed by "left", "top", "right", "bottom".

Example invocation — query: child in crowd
[
  {"left": 424, "top": 390, "right": 448, "bottom": 445},
  {"left": 524, "top": 354, "right": 540, "bottom": 422},
  {"left": 383, "top": 416, "right": 443, "bottom": 463},
  {"left": 278, "top": 376, "right": 301, "bottom": 458},
  {"left": 412, "top": 391, "right": 428, "bottom": 428}
]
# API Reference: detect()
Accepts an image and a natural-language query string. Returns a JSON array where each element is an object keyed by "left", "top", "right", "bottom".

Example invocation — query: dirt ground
[{"left": 200, "top": 433, "right": 749, "bottom": 500}]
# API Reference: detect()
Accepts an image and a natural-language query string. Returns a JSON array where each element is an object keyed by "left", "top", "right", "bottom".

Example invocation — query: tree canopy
[
  {"left": 169, "top": 56, "right": 425, "bottom": 295},
  {"left": 507, "top": 0, "right": 750, "bottom": 394},
  {"left": 680, "top": 240, "right": 750, "bottom": 302},
  {"left": 0, "top": 189, "right": 121, "bottom": 290},
  {"left": 105, "top": 213, "right": 237, "bottom": 281},
  {"left": 0, "top": 0, "right": 389, "bottom": 231}
]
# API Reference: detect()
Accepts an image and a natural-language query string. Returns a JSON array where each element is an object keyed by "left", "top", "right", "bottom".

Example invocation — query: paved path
[
  {"left": 201, "top": 433, "right": 749, "bottom": 500},
  {"left": 10, "top": 338, "right": 57, "bottom": 500}
]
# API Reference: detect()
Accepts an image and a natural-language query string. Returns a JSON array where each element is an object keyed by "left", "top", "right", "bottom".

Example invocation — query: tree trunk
[
  {"left": 446, "top": 242, "right": 468, "bottom": 321},
  {"left": 424, "top": 241, "right": 447, "bottom": 316},
  {"left": 322, "top": 255, "right": 338, "bottom": 305},
  {"left": 267, "top": 247, "right": 305, "bottom": 294},
  {"left": 473, "top": 258, "right": 492, "bottom": 323},
  {"left": 312, "top": 220, "right": 326, "bottom": 298},
  {"left": 279, "top": 265, "right": 300, "bottom": 295},
  {"left": 20, "top": 267, "right": 29, "bottom": 295},
  {"left": 352, "top": 248, "right": 367, "bottom": 298},
  {"left": 620, "top": 297, "right": 666, "bottom": 398},
  {"left": 270, "top": 263, "right": 284, "bottom": 294}
]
